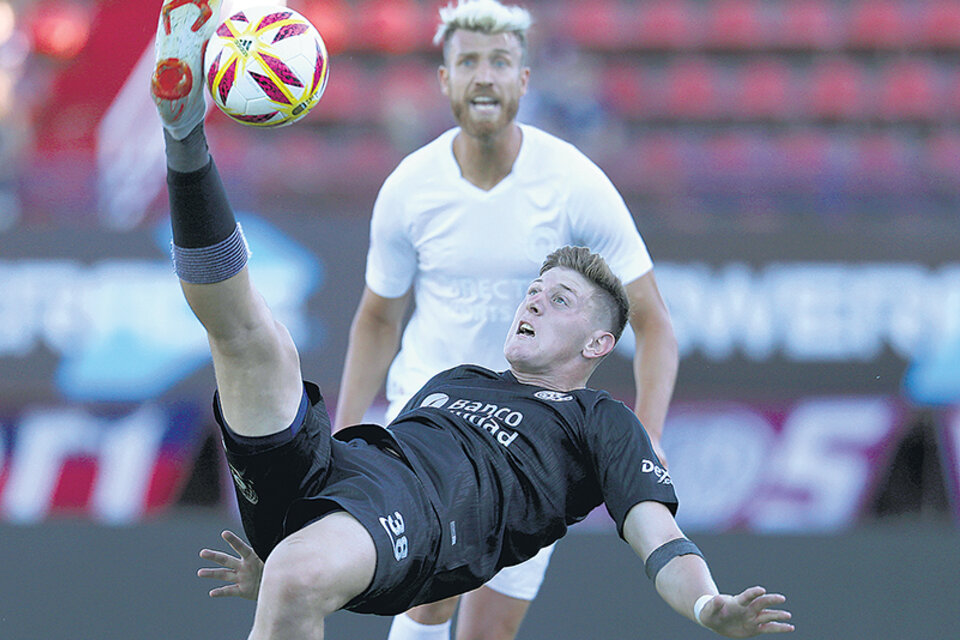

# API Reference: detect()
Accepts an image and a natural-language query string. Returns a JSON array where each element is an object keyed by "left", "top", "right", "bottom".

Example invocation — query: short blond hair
[{"left": 433, "top": 0, "right": 532, "bottom": 62}]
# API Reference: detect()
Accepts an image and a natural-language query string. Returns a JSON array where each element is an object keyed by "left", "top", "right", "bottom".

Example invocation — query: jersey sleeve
[
  {"left": 365, "top": 169, "right": 418, "bottom": 299},
  {"left": 586, "top": 398, "right": 678, "bottom": 539},
  {"left": 566, "top": 156, "right": 654, "bottom": 285}
]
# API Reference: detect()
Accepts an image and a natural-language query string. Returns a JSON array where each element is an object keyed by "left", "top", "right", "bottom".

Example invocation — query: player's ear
[
  {"left": 583, "top": 331, "right": 615, "bottom": 360},
  {"left": 438, "top": 65, "right": 450, "bottom": 96}
]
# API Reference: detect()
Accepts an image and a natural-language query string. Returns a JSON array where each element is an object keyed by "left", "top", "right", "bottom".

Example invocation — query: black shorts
[{"left": 215, "top": 382, "right": 446, "bottom": 615}]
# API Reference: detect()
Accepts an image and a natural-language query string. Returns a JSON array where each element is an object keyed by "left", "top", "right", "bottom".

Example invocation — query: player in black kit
[
  {"left": 173, "top": 139, "right": 793, "bottom": 637},
  {"left": 152, "top": 10, "right": 792, "bottom": 638}
]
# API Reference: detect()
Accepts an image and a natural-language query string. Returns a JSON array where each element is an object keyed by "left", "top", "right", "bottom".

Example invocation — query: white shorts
[{"left": 483, "top": 542, "right": 557, "bottom": 601}]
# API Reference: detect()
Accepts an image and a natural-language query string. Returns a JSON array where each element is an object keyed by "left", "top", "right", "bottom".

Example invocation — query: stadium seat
[
  {"left": 705, "top": 0, "right": 766, "bottom": 50},
  {"left": 381, "top": 61, "right": 437, "bottom": 107},
  {"left": 599, "top": 63, "right": 658, "bottom": 119},
  {"left": 631, "top": 134, "right": 686, "bottom": 189},
  {"left": 939, "top": 66, "right": 960, "bottom": 115},
  {"left": 924, "top": 130, "right": 960, "bottom": 180},
  {"left": 700, "top": 132, "right": 758, "bottom": 176},
  {"left": 804, "top": 58, "right": 870, "bottom": 119},
  {"left": 633, "top": 0, "right": 699, "bottom": 50},
  {"left": 310, "top": 59, "right": 375, "bottom": 122},
  {"left": 920, "top": 0, "right": 960, "bottom": 47},
  {"left": 555, "top": 0, "right": 626, "bottom": 50},
  {"left": 352, "top": 0, "right": 422, "bottom": 53},
  {"left": 778, "top": 0, "right": 842, "bottom": 50},
  {"left": 735, "top": 57, "right": 793, "bottom": 119},
  {"left": 877, "top": 59, "right": 941, "bottom": 121},
  {"left": 663, "top": 58, "right": 722, "bottom": 119},
  {"left": 775, "top": 129, "right": 833, "bottom": 183},
  {"left": 847, "top": 0, "right": 915, "bottom": 49},
  {"left": 852, "top": 133, "right": 912, "bottom": 190},
  {"left": 293, "top": 0, "right": 352, "bottom": 54}
]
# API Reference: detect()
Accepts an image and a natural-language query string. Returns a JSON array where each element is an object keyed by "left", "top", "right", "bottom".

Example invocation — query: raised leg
[{"left": 249, "top": 511, "right": 377, "bottom": 640}]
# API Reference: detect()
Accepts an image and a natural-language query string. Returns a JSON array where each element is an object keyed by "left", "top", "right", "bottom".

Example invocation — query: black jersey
[{"left": 386, "top": 365, "right": 678, "bottom": 590}]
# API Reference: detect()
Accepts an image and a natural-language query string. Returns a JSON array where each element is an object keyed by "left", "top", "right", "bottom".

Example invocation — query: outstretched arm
[
  {"left": 623, "top": 501, "right": 794, "bottom": 637},
  {"left": 625, "top": 272, "right": 678, "bottom": 464}
]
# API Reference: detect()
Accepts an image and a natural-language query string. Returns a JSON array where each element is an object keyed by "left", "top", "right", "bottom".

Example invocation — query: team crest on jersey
[
  {"left": 534, "top": 390, "right": 574, "bottom": 402},
  {"left": 421, "top": 393, "right": 449, "bottom": 408}
]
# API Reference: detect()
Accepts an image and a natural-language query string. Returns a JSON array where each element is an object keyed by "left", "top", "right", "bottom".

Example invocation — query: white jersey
[{"left": 366, "top": 123, "right": 653, "bottom": 420}]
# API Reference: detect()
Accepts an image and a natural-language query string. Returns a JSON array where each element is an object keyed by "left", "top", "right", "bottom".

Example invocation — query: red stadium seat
[
  {"left": 293, "top": 0, "right": 352, "bottom": 54},
  {"left": 920, "top": 0, "right": 960, "bottom": 47},
  {"left": 705, "top": 0, "right": 766, "bottom": 50},
  {"left": 940, "top": 66, "right": 960, "bottom": 114},
  {"left": 599, "top": 63, "right": 659, "bottom": 119},
  {"left": 924, "top": 130, "right": 960, "bottom": 179},
  {"left": 778, "top": 0, "right": 842, "bottom": 50},
  {"left": 556, "top": 0, "right": 626, "bottom": 49},
  {"left": 776, "top": 129, "right": 833, "bottom": 181},
  {"left": 381, "top": 61, "right": 437, "bottom": 107},
  {"left": 632, "top": 134, "right": 686, "bottom": 189},
  {"left": 852, "top": 133, "right": 911, "bottom": 187},
  {"left": 701, "top": 132, "right": 756, "bottom": 175},
  {"left": 664, "top": 58, "right": 722, "bottom": 119},
  {"left": 353, "top": 0, "right": 422, "bottom": 53},
  {"left": 736, "top": 57, "right": 793, "bottom": 119},
  {"left": 804, "top": 58, "right": 870, "bottom": 119},
  {"left": 877, "top": 59, "right": 941, "bottom": 121},
  {"left": 633, "top": 0, "right": 699, "bottom": 50},
  {"left": 847, "top": 0, "right": 916, "bottom": 49},
  {"left": 310, "top": 59, "right": 375, "bottom": 122}
]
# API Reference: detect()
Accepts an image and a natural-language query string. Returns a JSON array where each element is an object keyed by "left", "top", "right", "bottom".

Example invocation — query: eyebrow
[
  {"left": 530, "top": 279, "right": 580, "bottom": 296},
  {"left": 456, "top": 47, "right": 516, "bottom": 58}
]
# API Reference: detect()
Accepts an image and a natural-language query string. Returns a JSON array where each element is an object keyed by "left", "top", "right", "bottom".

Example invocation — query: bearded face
[{"left": 440, "top": 30, "right": 529, "bottom": 140}]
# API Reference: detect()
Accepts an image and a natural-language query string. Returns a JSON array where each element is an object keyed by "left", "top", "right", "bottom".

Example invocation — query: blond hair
[{"left": 433, "top": 0, "right": 532, "bottom": 61}]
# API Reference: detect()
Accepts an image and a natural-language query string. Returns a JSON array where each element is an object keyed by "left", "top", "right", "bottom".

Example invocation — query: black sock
[{"left": 167, "top": 157, "right": 237, "bottom": 249}]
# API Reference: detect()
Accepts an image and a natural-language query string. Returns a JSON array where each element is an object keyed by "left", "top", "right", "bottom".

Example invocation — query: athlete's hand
[
  {"left": 197, "top": 530, "right": 263, "bottom": 600},
  {"left": 698, "top": 587, "right": 794, "bottom": 637}
]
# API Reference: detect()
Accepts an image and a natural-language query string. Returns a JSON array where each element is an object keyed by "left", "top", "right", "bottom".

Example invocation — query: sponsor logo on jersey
[
  {"left": 421, "top": 393, "right": 450, "bottom": 408},
  {"left": 228, "top": 463, "right": 259, "bottom": 504},
  {"left": 641, "top": 458, "right": 672, "bottom": 485},
  {"left": 445, "top": 398, "right": 523, "bottom": 447},
  {"left": 534, "top": 390, "right": 574, "bottom": 402}
]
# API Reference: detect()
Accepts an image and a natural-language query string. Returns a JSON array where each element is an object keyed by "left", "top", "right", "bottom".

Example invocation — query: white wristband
[{"left": 693, "top": 594, "right": 714, "bottom": 627}]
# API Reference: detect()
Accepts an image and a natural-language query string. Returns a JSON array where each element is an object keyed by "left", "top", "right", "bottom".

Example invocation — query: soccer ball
[{"left": 203, "top": 6, "right": 329, "bottom": 127}]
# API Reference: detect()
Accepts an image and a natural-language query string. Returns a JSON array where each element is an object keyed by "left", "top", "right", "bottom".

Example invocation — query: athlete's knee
[
  {"left": 455, "top": 588, "right": 531, "bottom": 640},
  {"left": 407, "top": 595, "right": 459, "bottom": 625},
  {"left": 260, "top": 535, "right": 349, "bottom": 617},
  {"left": 260, "top": 514, "right": 377, "bottom": 615}
]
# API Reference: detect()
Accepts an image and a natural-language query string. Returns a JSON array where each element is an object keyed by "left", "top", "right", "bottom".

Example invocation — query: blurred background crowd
[{"left": 9, "top": 0, "right": 960, "bottom": 228}]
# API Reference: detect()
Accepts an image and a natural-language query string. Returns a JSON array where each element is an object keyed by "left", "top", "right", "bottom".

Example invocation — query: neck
[
  {"left": 508, "top": 365, "right": 591, "bottom": 393},
  {"left": 452, "top": 123, "right": 522, "bottom": 190}
]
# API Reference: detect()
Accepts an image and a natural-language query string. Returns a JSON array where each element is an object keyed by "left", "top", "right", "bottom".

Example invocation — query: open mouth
[
  {"left": 517, "top": 321, "right": 535, "bottom": 337},
  {"left": 470, "top": 96, "right": 500, "bottom": 112}
]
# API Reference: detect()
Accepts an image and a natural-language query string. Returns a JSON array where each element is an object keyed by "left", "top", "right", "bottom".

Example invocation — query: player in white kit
[{"left": 334, "top": 2, "right": 678, "bottom": 639}]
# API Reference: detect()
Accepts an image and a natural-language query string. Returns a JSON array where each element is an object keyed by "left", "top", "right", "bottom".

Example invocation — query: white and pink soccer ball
[{"left": 203, "top": 5, "right": 329, "bottom": 127}]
